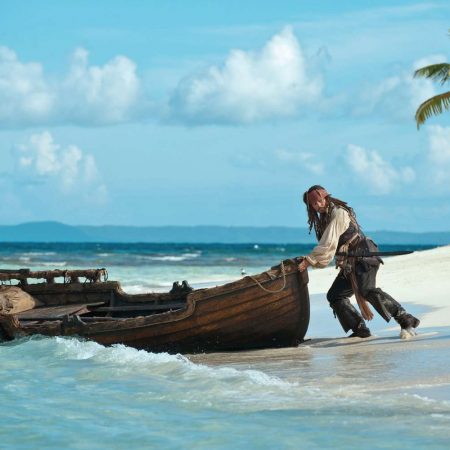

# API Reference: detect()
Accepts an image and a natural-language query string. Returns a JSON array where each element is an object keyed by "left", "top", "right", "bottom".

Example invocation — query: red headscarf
[{"left": 307, "top": 188, "right": 330, "bottom": 206}]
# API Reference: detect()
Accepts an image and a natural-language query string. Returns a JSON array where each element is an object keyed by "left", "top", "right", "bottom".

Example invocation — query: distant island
[{"left": 0, "top": 221, "right": 449, "bottom": 245}]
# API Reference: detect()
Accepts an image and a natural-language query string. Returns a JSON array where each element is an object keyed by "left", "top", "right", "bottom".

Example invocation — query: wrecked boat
[{"left": 0, "top": 259, "right": 310, "bottom": 353}]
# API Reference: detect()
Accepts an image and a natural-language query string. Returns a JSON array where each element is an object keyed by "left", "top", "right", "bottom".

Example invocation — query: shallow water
[
  {"left": 0, "top": 243, "right": 448, "bottom": 449},
  {"left": 1, "top": 330, "right": 449, "bottom": 449}
]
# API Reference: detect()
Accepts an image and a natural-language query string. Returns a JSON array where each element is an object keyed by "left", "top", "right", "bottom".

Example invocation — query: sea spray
[{"left": 1, "top": 334, "right": 450, "bottom": 449}]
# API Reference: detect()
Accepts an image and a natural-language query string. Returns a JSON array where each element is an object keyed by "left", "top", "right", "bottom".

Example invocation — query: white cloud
[
  {"left": 352, "top": 54, "right": 446, "bottom": 120},
  {"left": 0, "top": 46, "right": 54, "bottom": 125},
  {"left": 275, "top": 149, "right": 324, "bottom": 174},
  {"left": 412, "top": 54, "right": 447, "bottom": 71},
  {"left": 427, "top": 125, "right": 450, "bottom": 184},
  {"left": 0, "top": 47, "right": 141, "bottom": 127},
  {"left": 13, "top": 131, "right": 108, "bottom": 200},
  {"left": 353, "top": 55, "right": 447, "bottom": 120},
  {"left": 352, "top": 75, "right": 421, "bottom": 119},
  {"left": 60, "top": 48, "right": 140, "bottom": 124},
  {"left": 83, "top": 154, "right": 100, "bottom": 184},
  {"left": 346, "top": 144, "right": 415, "bottom": 194},
  {"left": 60, "top": 145, "right": 83, "bottom": 189},
  {"left": 24, "top": 131, "right": 60, "bottom": 175},
  {"left": 169, "top": 27, "right": 324, "bottom": 124}
]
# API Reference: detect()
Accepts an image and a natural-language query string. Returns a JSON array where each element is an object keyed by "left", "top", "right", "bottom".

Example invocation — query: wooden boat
[{"left": 0, "top": 258, "right": 310, "bottom": 353}]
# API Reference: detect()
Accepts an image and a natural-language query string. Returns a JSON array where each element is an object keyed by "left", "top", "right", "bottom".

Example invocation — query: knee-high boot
[
  {"left": 366, "top": 288, "right": 420, "bottom": 329},
  {"left": 330, "top": 298, "right": 369, "bottom": 334},
  {"left": 365, "top": 288, "right": 405, "bottom": 322}
]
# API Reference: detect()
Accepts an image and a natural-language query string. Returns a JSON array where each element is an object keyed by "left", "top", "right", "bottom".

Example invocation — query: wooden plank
[
  {"left": 94, "top": 303, "right": 185, "bottom": 313},
  {"left": 17, "top": 302, "right": 104, "bottom": 320}
]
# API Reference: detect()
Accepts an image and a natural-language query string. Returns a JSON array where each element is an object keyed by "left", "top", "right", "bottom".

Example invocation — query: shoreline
[{"left": 306, "top": 245, "right": 450, "bottom": 329}]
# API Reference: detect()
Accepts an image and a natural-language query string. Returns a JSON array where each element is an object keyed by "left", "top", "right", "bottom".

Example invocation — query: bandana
[{"left": 307, "top": 188, "right": 329, "bottom": 206}]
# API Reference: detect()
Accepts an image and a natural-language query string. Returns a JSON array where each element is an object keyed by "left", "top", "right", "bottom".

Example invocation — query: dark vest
[
  {"left": 338, "top": 220, "right": 363, "bottom": 248},
  {"left": 332, "top": 205, "right": 381, "bottom": 264},
  {"left": 332, "top": 205, "right": 365, "bottom": 249}
]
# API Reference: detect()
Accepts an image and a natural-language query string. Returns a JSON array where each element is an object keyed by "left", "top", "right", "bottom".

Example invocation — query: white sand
[
  {"left": 191, "top": 246, "right": 450, "bottom": 415},
  {"left": 307, "top": 244, "right": 450, "bottom": 328}
]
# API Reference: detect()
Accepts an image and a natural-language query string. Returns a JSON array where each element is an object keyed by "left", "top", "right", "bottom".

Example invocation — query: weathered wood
[
  {"left": 22, "top": 281, "right": 188, "bottom": 306},
  {"left": 94, "top": 303, "right": 185, "bottom": 313},
  {"left": 3, "top": 258, "right": 310, "bottom": 353},
  {"left": 0, "top": 268, "right": 107, "bottom": 283},
  {"left": 0, "top": 314, "right": 23, "bottom": 339},
  {"left": 17, "top": 303, "right": 104, "bottom": 320}
]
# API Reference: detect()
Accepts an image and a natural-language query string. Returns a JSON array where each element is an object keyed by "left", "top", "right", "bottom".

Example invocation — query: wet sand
[
  {"left": 188, "top": 246, "right": 450, "bottom": 401},
  {"left": 189, "top": 328, "right": 450, "bottom": 403}
]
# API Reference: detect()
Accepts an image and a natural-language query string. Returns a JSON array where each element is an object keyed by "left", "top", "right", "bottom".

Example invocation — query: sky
[{"left": 0, "top": 0, "right": 449, "bottom": 232}]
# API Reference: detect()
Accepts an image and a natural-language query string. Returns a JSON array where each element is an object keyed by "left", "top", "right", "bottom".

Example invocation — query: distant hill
[
  {"left": 0, "top": 221, "right": 90, "bottom": 242},
  {"left": 0, "top": 222, "right": 449, "bottom": 245}
]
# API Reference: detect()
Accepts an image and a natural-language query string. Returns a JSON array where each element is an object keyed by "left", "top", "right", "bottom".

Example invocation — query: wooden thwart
[{"left": 17, "top": 302, "right": 104, "bottom": 320}]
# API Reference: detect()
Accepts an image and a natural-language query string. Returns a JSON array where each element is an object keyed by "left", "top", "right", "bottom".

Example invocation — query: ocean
[{"left": 1, "top": 242, "right": 449, "bottom": 449}]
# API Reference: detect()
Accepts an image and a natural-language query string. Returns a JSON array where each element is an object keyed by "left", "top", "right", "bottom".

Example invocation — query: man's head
[
  {"left": 302, "top": 186, "right": 355, "bottom": 240},
  {"left": 303, "top": 185, "right": 330, "bottom": 214}
]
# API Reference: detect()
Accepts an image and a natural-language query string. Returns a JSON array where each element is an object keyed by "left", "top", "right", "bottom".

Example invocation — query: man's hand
[{"left": 298, "top": 258, "right": 310, "bottom": 272}]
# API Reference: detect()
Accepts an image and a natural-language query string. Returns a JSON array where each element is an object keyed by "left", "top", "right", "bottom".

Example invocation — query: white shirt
[{"left": 305, "top": 206, "right": 351, "bottom": 268}]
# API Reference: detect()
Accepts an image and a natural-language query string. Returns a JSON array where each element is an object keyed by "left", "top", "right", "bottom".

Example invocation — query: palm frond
[
  {"left": 414, "top": 63, "right": 450, "bottom": 84},
  {"left": 415, "top": 91, "right": 450, "bottom": 128}
]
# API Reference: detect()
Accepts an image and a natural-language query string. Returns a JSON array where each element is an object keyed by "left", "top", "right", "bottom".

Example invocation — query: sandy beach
[
  {"left": 190, "top": 245, "right": 450, "bottom": 408},
  {"left": 307, "top": 244, "right": 450, "bottom": 328}
]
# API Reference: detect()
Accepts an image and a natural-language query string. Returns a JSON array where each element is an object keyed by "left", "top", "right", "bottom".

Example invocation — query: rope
[{"left": 249, "top": 261, "right": 287, "bottom": 293}]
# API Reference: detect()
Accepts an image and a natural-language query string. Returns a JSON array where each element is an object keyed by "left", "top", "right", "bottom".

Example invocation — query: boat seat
[{"left": 17, "top": 302, "right": 105, "bottom": 320}]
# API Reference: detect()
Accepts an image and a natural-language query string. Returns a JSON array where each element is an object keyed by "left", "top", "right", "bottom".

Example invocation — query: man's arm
[{"left": 299, "top": 208, "right": 350, "bottom": 271}]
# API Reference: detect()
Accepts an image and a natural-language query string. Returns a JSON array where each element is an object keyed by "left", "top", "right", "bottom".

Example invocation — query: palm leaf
[
  {"left": 415, "top": 91, "right": 450, "bottom": 128},
  {"left": 414, "top": 63, "right": 450, "bottom": 84}
]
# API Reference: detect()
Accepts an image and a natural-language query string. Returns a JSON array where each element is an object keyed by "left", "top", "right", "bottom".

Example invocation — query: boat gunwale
[
  {"left": 80, "top": 283, "right": 300, "bottom": 338},
  {"left": 19, "top": 258, "right": 308, "bottom": 335}
]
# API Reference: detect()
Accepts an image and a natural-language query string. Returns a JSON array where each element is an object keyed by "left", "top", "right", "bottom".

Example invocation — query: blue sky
[{"left": 0, "top": 0, "right": 449, "bottom": 231}]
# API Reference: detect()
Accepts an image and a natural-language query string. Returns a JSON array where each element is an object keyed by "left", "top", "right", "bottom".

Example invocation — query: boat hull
[{"left": 5, "top": 259, "right": 310, "bottom": 353}]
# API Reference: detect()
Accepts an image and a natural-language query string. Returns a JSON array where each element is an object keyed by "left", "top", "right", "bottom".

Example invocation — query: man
[{"left": 298, "top": 185, "right": 420, "bottom": 338}]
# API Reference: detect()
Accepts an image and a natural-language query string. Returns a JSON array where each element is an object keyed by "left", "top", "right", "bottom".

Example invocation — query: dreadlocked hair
[{"left": 302, "top": 185, "right": 357, "bottom": 240}]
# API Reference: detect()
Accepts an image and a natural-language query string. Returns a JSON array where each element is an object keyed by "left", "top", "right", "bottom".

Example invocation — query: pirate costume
[{"left": 304, "top": 187, "right": 419, "bottom": 338}]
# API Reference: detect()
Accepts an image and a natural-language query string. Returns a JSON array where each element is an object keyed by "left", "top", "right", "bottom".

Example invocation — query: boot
[
  {"left": 396, "top": 312, "right": 420, "bottom": 330},
  {"left": 331, "top": 298, "right": 369, "bottom": 334},
  {"left": 397, "top": 312, "right": 420, "bottom": 339},
  {"left": 365, "top": 288, "right": 392, "bottom": 322},
  {"left": 348, "top": 321, "right": 371, "bottom": 338}
]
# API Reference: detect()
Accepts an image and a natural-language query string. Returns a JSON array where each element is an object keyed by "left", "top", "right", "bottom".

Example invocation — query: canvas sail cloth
[{"left": 0, "top": 286, "right": 42, "bottom": 315}]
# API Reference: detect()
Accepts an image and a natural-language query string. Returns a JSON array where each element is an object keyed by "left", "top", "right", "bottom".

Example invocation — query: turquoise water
[
  {"left": 2, "top": 332, "right": 449, "bottom": 449},
  {"left": 0, "top": 243, "right": 449, "bottom": 449},
  {"left": 0, "top": 242, "right": 434, "bottom": 292}
]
